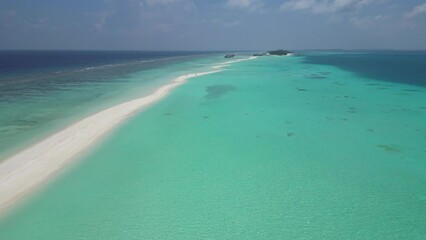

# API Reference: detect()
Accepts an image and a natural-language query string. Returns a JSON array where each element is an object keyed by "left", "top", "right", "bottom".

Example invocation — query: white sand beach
[{"left": 0, "top": 56, "right": 256, "bottom": 215}]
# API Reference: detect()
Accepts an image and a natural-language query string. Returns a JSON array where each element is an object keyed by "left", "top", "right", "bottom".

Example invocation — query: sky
[{"left": 0, "top": 0, "right": 426, "bottom": 50}]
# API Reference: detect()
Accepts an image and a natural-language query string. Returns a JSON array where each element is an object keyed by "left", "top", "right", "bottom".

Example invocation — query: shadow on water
[
  {"left": 205, "top": 84, "right": 236, "bottom": 99},
  {"left": 306, "top": 74, "right": 327, "bottom": 79}
]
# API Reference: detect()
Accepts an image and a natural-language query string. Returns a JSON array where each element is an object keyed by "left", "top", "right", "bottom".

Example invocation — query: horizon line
[{"left": 1, "top": 48, "right": 426, "bottom": 52}]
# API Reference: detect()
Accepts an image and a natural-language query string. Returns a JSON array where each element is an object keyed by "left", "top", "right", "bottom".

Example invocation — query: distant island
[
  {"left": 267, "top": 50, "right": 293, "bottom": 56},
  {"left": 225, "top": 50, "right": 293, "bottom": 58},
  {"left": 224, "top": 54, "right": 236, "bottom": 58},
  {"left": 252, "top": 50, "right": 293, "bottom": 56}
]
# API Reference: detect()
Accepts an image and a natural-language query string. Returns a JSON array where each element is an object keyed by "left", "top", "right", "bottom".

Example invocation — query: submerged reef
[
  {"left": 205, "top": 85, "right": 236, "bottom": 99},
  {"left": 377, "top": 145, "right": 402, "bottom": 153}
]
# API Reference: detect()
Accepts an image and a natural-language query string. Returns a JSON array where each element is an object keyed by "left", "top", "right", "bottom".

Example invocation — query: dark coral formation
[
  {"left": 377, "top": 145, "right": 402, "bottom": 153},
  {"left": 205, "top": 84, "right": 236, "bottom": 99}
]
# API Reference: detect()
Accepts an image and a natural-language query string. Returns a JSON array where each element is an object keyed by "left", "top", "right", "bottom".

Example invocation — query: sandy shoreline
[{"left": 0, "top": 56, "right": 256, "bottom": 215}]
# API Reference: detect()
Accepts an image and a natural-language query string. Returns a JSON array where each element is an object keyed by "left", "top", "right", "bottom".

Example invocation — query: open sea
[{"left": 0, "top": 50, "right": 425, "bottom": 239}]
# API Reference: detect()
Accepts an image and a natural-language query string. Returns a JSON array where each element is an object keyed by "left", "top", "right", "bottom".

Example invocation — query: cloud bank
[
  {"left": 280, "top": 0, "right": 371, "bottom": 13},
  {"left": 405, "top": 3, "right": 426, "bottom": 18}
]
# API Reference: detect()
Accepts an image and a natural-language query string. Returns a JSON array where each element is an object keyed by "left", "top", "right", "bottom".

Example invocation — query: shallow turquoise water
[
  {"left": 0, "top": 53, "right": 225, "bottom": 159},
  {"left": 0, "top": 55, "right": 425, "bottom": 239}
]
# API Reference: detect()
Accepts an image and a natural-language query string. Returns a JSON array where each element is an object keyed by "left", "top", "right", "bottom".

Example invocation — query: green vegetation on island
[{"left": 267, "top": 50, "right": 293, "bottom": 56}]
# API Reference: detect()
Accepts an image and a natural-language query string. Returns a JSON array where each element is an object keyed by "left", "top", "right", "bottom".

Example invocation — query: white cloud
[
  {"left": 227, "top": 0, "right": 253, "bottom": 8},
  {"left": 280, "top": 0, "right": 371, "bottom": 13},
  {"left": 404, "top": 3, "right": 426, "bottom": 18},
  {"left": 141, "top": 0, "right": 197, "bottom": 12},
  {"left": 350, "top": 15, "right": 389, "bottom": 29},
  {"left": 212, "top": 18, "right": 242, "bottom": 27},
  {"left": 226, "top": 0, "right": 264, "bottom": 12},
  {"left": 223, "top": 20, "right": 242, "bottom": 27},
  {"left": 93, "top": 10, "right": 115, "bottom": 31},
  {"left": 152, "top": 22, "right": 173, "bottom": 32},
  {"left": 144, "top": 0, "right": 177, "bottom": 6},
  {"left": 31, "top": 18, "right": 49, "bottom": 29}
]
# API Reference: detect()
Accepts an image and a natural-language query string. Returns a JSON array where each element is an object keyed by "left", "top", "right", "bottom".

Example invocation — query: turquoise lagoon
[{"left": 0, "top": 52, "right": 425, "bottom": 239}]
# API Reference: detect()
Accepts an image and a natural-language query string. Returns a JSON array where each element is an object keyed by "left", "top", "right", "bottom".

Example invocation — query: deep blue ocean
[
  {"left": 0, "top": 50, "right": 210, "bottom": 74},
  {"left": 0, "top": 50, "right": 218, "bottom": 96},
  {"left": 302, "top": 51, "right": 426, "bottom": 87}
]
